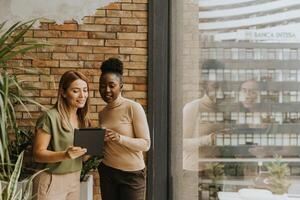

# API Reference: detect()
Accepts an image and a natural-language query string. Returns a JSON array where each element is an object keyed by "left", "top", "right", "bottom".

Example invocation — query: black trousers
[{"left": 98, "top": 162, "right": 146, "bottom": 200}]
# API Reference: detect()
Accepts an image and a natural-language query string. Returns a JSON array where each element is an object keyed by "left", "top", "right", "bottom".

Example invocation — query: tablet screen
[{"left": 74, "top": 128, "right": 105, "bottom": 157}]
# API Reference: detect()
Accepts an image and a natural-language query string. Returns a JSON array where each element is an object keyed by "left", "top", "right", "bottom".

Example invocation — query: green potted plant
[
  {"left": 0, "top": 19, "right": 47, "bottom": 198},
  {"left": 205, "top": 163, "right": 224, "bottom": 200},
  {"left": 0, "top": 151, "right": 45, "bottom": 200},
  {"left": 80, "top": 156, "right": 101, "bottom": 200},
  {"left": 265, "top": 156, "right": 291, "bottom": 195}
]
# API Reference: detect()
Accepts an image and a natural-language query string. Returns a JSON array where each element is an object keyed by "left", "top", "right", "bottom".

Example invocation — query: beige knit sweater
[{"left": 99, "top": 95, "right": 150, "bottom": 171}]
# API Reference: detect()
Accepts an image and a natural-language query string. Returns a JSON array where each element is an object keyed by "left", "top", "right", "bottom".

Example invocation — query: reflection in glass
[{"left": 179, "top": 1, "right": 300, "bottom": 200}]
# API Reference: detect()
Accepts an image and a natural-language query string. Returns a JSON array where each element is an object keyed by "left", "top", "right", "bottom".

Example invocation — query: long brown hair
[{"left": 55, "top": 70, "right": 90, "bottom": 131}]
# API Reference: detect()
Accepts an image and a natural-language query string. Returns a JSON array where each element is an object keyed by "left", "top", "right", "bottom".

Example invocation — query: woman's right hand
[{"left": 65, "top": 146, "right": 87, "bottom": 159}]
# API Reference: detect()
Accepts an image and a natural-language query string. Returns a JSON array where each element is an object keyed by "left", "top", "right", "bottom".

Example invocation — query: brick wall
[{"left": 12, "top": 1, "right": 148, "bottom": 199}]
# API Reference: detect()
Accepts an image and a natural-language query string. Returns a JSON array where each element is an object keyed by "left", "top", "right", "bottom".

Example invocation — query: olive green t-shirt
[{"left": 36, "top": 107, "right": 82, "bottom": 174}]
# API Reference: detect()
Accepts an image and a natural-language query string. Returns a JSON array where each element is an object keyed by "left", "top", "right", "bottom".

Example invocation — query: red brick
[
  {"left": 67, "top": 46, "right": 93, "bottom": 53},
  {"left": 39, "top": 45, "right": 66, "bottom": 53},
  {"left": 117, "top": 33, "right": 147, "bottom": 40},
  {"left": 79, "top": 39, "right": 104, "bottom": 46},
  {"left": 130, "top": 55, "right": 147, "bottom": 62},
  {"left": 61, "top": 31, "right": 88, "bottom": 38},
  {"left": 49, "top": 24, "right": 78, "bottom": 31},
  {"left": 89, "top": 98, "right": 103, "bottom": 105},
  {"left": 48, "top": 38, "right": 77, "bottom": 45},
  {"left": 34, "top": 97, "right": 52, "bottom": 105},
  {"left": 122, "top": 3, "right": 147, "bottom": 11},
  {"left": 51, "top": 68, "right": 73, "bottom": 75},
  {"left": 121, "top": 18, "right": 147, "bottom": 25},
  {"left": 88, "top": 32, "right": 116, "bottom": 39},
  {"left": 94, "top": 10, "right": 106, "bottom": 17},
  {"left": 120, "top": 47, "right": 147, "bottom": 55},
  {"left": 23, "top": 82, "right": 49, "bottom": 89},
  {"left": 79, "top": 25, "right": 106, "bottom": 32},
  {"left": 32, "top": 60, "right": 59, "bottom": 67},
  {"left": 78, "top": 69, "right": 101, "bottom": 76},
  {"left": 93, "top": 47, "right": 118, "bottom": 54},
  {"left": 124, "top": 62, "right": 147, "bottom": 70},
  {"left": 34, "top": 30, "right": 61, "bottom": 38},
  {"left": 49, "top": 82, "right": 59, "bottom": 89},
  {"left": 123, "top": 84, "right": 133, "bottom": 90},
  {"left": 84, "top": 61, "right": 101, "bottom": 68},
  {"left": 23, "top": 53, "right": 52, "bottom": 60},
  {"left": 39, "top": 75, "right": 56, "bottom": 82},
  {"left": 123, "top": 76, "right": 146, "bottom": 83},
  {"left": 60, "top": 61, "right": 84, "bottom": 68},
  {"left": 89, "top": 83, "right": 100, "bottom": 90},
  {"left": 79, "top": 53, "right": 104, "bottom": 61},
  {"left": 52, "top": 53, "right": 78, "bottom": 60},
  {"left": 107, "top": 25, "right": 137, "bottom": 33},
  {"left": 123, "top": 69, "right": 129, "bottom": 76},
  {"left": 16, "top": 75, "right": 39, "bottom": 82},
  {"left": 24, "top": 38, "right": 47, "bottom": 43},
  {"left": 136, "top": 41, "right": 147, "bottom": 47},
  {"left": 6, "top": 59, "right": 30, "bottom": 67},
  {"left": 134, "top": 84, "right": 147, "bottom": 91},
  {"left": 129, "top": 69, "right": 147, "bottom": 76},
  {"left": 103, "top": 3, "right": 121, "bottom": 10},
  {"left": 132, "top": 11, "right": 147, "bottom": 18},
  {"left": 137, "top": 26, "right": 147, "bottom": 32},
  {"left": 40, "top": 90, "right": 57, "bottom": 97},
  {"left": 107, "top": 10, "right": 132, "bottom": 17},
  {"left": 95, "top": 18, "right": 120, "bottom": 25},
  {"left": 22, "top": 89, "right": 40, "bottom": 97},
  {"left": 105, "top": 39, "right": 135, "bottom": 47}
]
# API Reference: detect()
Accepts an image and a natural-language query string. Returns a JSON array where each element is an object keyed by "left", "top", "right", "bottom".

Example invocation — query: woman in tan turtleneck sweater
[{"left": 98, "top": 58, "right": 150, "bottom": 200}]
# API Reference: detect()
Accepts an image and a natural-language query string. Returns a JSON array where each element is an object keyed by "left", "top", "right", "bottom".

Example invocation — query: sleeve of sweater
[{"left": 119, "top": 103, "right": 151, "bottom": 152}]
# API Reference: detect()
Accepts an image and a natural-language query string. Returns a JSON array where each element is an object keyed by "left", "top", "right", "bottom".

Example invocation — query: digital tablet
[{"left": 74, "top": 128, "right": 105, "bottom": 157}]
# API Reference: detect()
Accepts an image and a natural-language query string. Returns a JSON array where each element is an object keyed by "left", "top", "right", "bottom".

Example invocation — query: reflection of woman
[
  {"left": 183, "top": 60, "right": 224, "bottom": 171},
  {"left": 33, "top": 70, "right": 90, "bottom": 200},
  {"left": 239, "top": 79, "right": 259, "bottom": 112},
  {"left": 98, "top": 58, "right": 151, "bottom": 200}
]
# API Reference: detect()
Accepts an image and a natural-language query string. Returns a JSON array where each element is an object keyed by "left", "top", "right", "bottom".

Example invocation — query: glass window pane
[{"left": 174, "top": 1, "right": 300, "bottom": 200}]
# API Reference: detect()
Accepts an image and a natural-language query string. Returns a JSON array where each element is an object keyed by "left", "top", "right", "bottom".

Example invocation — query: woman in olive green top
[{"left": 33, "top": 70, "right": 90, "bottom": 200}]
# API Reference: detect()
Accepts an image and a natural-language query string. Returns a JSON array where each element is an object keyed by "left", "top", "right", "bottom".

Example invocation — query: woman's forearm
[
  {"left": 119, "top": 136, "right": 150, "bottom": 152},
  {"left": 33, "top": 150, "right": 68, "bottom": 163}
]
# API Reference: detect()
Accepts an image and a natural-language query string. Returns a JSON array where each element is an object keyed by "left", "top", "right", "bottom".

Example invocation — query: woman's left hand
[{"left": 104, "top": 128, "right": 121, "bottom": 142}]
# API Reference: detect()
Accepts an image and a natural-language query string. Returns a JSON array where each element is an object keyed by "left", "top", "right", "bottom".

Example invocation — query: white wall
[{"left": 0, "top": 0, "right": 118, "bottom": 25}]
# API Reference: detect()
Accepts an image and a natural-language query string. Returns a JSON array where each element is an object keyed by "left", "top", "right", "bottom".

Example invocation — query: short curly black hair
[{"left": 100, "top": 58, "right": 123, "bottom": 75}]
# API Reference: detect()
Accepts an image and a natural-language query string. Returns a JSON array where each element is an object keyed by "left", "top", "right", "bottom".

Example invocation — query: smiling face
[
  {"left": 99, "top": 73, "right": 122, "bottom": 103},
  {"left": 63, "top": 79, "right": 88, "bottom": 109}
]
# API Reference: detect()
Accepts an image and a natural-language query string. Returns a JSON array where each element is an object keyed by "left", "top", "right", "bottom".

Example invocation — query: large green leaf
[{"left": 6, "top": 152, "right": 23, "bottom": 200}]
